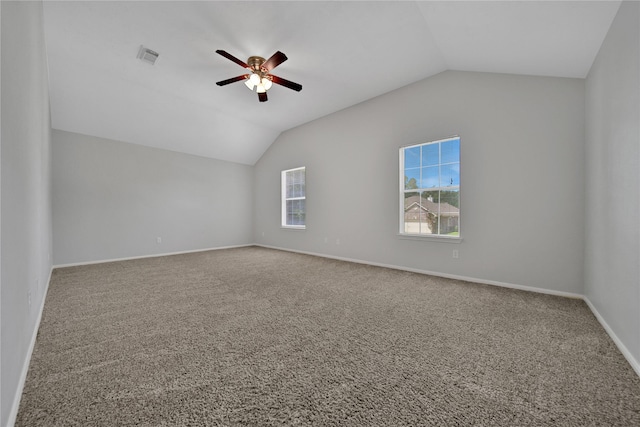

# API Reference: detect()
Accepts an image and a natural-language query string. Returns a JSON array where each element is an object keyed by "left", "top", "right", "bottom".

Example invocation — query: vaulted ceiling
[{"left": 42, "top": 1, "right": 621, "bottom": 165}]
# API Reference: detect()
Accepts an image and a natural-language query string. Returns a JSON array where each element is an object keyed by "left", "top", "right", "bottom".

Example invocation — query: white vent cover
[{"left": 137, "top": 46, "right": 159, "bottom": 65}]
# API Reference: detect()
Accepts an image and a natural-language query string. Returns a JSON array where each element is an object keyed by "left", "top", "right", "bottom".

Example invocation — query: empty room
[{"left": 1, "top": 1, "right": 639, "bottom": 425}]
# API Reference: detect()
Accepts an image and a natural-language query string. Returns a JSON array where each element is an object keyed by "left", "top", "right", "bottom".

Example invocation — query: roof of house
[{"left": 404, "top": 195, "right": 459, "bottom": 216}]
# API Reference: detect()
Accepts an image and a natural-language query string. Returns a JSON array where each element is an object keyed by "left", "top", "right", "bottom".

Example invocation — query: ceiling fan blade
[
  {"left": 270, "top": 75, "right": 302, "bottom": 92},
  {"left": 216, "top": 75, "right": 250, "bottom": 86},
  {"left": 216, "top": 50, "right": 249, "bottom": 69},
  {"left": 263, "top": 51, "right": 288, "bottom": 71},
  {"left": 258, "top": 92, "right": 268, "bottom": 102}
]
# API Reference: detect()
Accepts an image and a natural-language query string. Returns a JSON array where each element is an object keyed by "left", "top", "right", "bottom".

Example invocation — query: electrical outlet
[
  {"left": 336, "top": 238, "right": 341, "bottom": 245},
  {"left": 156, "top": 237, "right": 162, "bottom": 244},
  {"left": 28, "top": 291, "right": 32, "bottom": 307},
  {"left": 452, "top": 249, "right": 459, "bottom": 259},
  {"left": 262, "top": 231, "right": 265, "bottom": 237}
]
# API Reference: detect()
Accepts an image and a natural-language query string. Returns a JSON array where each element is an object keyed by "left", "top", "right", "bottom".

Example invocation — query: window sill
[
  {"left": 397, "top": 233, "right": 462, "bottom": 243},
  {"left": 281, "top": 226, "right": 306, "bottom": 230}
]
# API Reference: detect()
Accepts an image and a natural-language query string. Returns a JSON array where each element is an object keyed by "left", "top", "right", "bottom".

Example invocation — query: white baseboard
[
  {"left": 52, "top": 244, "right": 253, "bottom": 268},
  {"left": 255, "top": 244, "right": 583, "bottom": 299},
  {"left": 7, "top": 266, "right": 53, "bottom": 427},
  {"left": 583, "top": 297, "right": 640, "bottom": 378}
]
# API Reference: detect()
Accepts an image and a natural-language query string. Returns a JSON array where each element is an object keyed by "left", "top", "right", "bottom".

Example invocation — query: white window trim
[
  {"left": 281, "top": 166, "right": 306, "bottom": 229},
  {"left": 397, "top": 233, "right": 462, "bottom": 243},
  {"left": 398, "top": 136, "right": 461, "bottom": 241}
]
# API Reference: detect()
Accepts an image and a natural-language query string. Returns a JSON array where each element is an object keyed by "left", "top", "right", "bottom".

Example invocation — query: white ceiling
[{"left": 42, "top": 1, "right": 621, "bottom": 165}]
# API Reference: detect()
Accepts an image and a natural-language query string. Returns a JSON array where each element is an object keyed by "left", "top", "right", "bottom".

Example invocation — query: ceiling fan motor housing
[
  {"left": 247, "top": 56, "right": 269, "bottom": 79},
  {"left": 247, "top": 56, "right": 265, "bottom": 70}
]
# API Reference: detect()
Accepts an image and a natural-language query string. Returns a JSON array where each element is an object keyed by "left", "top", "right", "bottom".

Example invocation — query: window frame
[
  {"left": 399, "top": 136, "right": 461, "bottom": 241},
  {"left": 281, "top": 166, "right": 306, "bottom": 230}
]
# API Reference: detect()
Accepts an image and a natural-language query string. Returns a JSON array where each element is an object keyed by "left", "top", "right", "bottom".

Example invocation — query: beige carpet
[{"left": 16, "top": 246, "right": 640, "bottom": 426}]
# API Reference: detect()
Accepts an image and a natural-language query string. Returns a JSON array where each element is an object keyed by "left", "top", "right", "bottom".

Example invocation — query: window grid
[
  {"left": 400, "top": 137, "right": 460, "bottom": 237},
  {"left": 281, "top": 167, "right": 306, "bottom": 229}
]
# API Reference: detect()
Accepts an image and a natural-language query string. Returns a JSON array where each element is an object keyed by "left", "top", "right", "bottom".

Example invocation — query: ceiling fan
[{"left": 215, "top": 50, "right": 302, "bottom": 102}]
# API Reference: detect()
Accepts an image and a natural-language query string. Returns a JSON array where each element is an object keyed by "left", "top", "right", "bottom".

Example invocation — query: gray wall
[
  {"left": 52, "top": 130, "right": 253, "bottom": 265},
  {"left": 1, "top": 1, "right": 53, "bottom": 426},
  {"left": 254, "top": 70, "right": 585, "bottom": 295},
  {"left": 585, "top": 1, "right": 640, "bottom": 369}
]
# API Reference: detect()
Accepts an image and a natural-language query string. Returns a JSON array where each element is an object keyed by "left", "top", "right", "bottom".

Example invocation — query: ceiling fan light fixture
[
  {"left": 215, "top": 50, "right": 302, "bottom": 102},
  {"left": 245, "top": 73, "right": 261, "bottom": 91}
]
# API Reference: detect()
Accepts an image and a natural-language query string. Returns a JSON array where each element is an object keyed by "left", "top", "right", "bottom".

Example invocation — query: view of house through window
[
  {"left": 400, "top": 137, "right": 460, "bottom": 236},
  {"left": 281, "top": 167, "right": 306, "bottom": 228}
]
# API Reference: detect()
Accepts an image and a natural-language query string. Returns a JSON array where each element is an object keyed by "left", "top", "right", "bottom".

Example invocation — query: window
[
  {"left": 400, "top": 137, "right": 460, "bottom": 237},
  {"left": 282, "top": 167, "right": 306, "bottom": 228}
]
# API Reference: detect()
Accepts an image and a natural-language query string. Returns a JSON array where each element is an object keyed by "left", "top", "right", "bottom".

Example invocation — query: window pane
[
  {"left": 403, "top": 192, "right": 420, "bottom": 234},
  {"left": 296, "top": 169, "right": 305, "bottom": 197},
  {"left": 420, "top": 192, "right": 437, "bottom": 234},
  {"left": 421, "top": 190, "right": 439, "bottom": 205},
  {"left": 420, "top": 221, "right": 434, "bottom": 235},
  {"left": 440, "top": 190, "right": 460, "bottom": 236},
  {"left": 441, "top": 138, "right": 460, "bottom": 164},
  {"left": 439, "top": 189, "right": 459, "bottom": 235},
  {"left": 286, "top": 199, "right": 305, "bottom": 226},
  {"left": 286, "top": 171, "right": 295, "bottom": 198},
  {"left": 421, "top": 143, "right": 439, "bottom": 167},
  {"left": 286, "top": 169, "right": 306, "bottom": 198},
  {"left": 404, "top": 169, "right": 420, "bottom": 190},
  {"left": 440, "top": 163, "right": 460, "bottom": 187},
  {"left": 404, "top": 146, "right": 420, "bottom": 169},
  {"left": 439, "top": 189, "right": 460, "bottom": 209},
  {"left": 421, "top": 166, "right": 439, "bottom": 188}
]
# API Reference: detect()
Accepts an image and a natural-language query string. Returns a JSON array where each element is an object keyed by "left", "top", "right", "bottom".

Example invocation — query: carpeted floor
[{"left": 16, "top": 246, "right": 640, "bottom": 426}]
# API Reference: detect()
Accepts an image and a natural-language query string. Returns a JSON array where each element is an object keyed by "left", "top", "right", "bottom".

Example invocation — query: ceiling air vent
[{"left": 137, "top": 46, "right": 159, "bottom": 65}]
